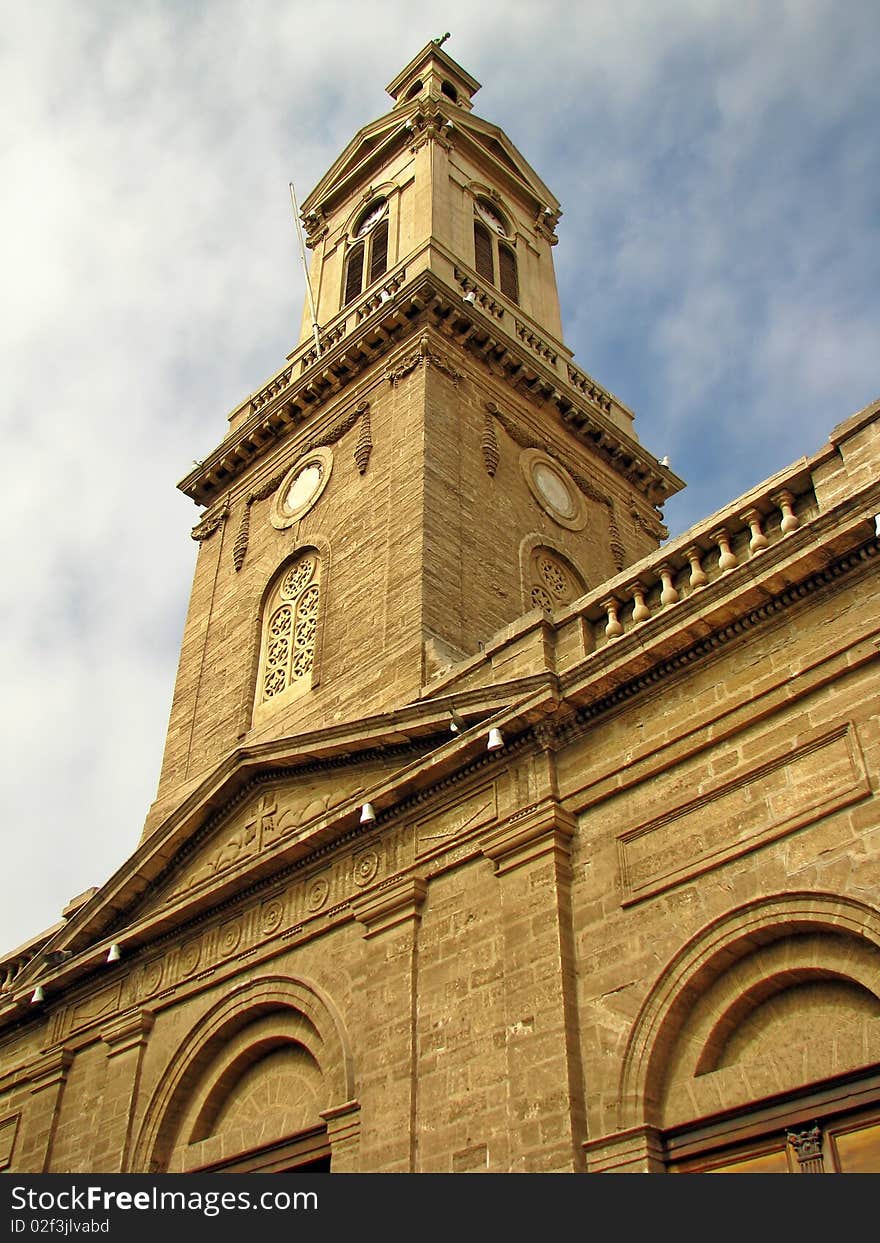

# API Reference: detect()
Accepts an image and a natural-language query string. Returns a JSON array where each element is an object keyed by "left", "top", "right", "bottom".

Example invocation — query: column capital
[
  {"left": 479, "top": 799, "right": 575, "bottom": 876},
  {"left": 351, "top": 876, "right": 427, "bottom": 938},
  {"left": 100, "top": 1009, "right": 155, "bottom": 1056}
]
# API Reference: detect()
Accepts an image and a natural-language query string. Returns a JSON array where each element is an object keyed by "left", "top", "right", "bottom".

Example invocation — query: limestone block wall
[
  {"left": 153, "top": 366, "right": 428, "bottom": 821},
  {"left": 560, "top": 566, "right": 880, "bottom": 1168},
  {"left": 419, "top": 351, "right": 661, "bottom": 674}
]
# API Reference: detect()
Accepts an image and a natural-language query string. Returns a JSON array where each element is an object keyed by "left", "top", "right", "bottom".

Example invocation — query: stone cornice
[{"left": 178, "top": 268, "right": 679, "bottom": 509}]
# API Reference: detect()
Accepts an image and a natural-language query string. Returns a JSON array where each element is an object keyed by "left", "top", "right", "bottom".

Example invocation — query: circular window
[
  {"left": 528, "top": 547, "right": 586, "bottom": 611},
  {"left": 270, "top": 447, "right": 333, "bottom": 529},
  {"left": 284, "top": 463, "right": 322, "bottom": 512},
  {"left": 519, "top": 449, "right": 587, "bottom": 530},
  {"left": 533, "top": 462, "right": 577, "bottom": 519}
]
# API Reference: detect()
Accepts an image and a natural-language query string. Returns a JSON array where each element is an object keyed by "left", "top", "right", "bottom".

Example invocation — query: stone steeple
[{"left": 157, "top": 45, "right": 682, "bottom": 826}]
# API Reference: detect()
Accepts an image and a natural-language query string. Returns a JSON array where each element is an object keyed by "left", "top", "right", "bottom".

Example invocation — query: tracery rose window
[
  {"left": 528, "top": 547, "right": 586, "bottom": 612},
  {"left": 258, "top": 553, "right": 321, "bottom": 707}
]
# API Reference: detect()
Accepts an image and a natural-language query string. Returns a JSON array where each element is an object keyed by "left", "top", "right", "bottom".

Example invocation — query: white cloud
[{"left": 1, "top": 0, "right": 878, "bottom": 952}]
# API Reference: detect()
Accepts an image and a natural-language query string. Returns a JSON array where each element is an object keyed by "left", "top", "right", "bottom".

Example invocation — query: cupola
[{"left": 385, "top": 38, "right": 480, "bottom": 112}]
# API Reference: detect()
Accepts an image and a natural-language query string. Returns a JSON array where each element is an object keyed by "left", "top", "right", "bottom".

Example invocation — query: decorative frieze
[{"left": 387, "top": 334, "right": 462, "bottom": 385}]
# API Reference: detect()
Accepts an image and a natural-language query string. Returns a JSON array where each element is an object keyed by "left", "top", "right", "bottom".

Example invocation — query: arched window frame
[
  {"left": 519, "top": 537, "right": 587, "bottom": 615},
  {"left": 472, "top": 196, "right": 519, "bottom": 305},
  {"left": 342, "top": 198, "right": 390, "bottom": 307},
  {"left": 253, "top": 548, "right": 326, "bottom": 720}
]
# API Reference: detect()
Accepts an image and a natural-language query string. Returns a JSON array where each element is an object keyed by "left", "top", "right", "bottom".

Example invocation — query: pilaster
[
  {"left": 90, "top": 1009, "right": 154, "bottom": 1172},
  {"left": 479, "top": 799, "right": 586, "bottom": 1170},
  {"left": 352, "top": 877, "right": 427, "bottom": 1171},
  {"left": 16, "top": 1048, "right": 74, "bottom": 1172}
]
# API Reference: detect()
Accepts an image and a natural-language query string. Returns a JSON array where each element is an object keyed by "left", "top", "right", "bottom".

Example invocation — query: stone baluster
[
  {"left": 741, "top": 508, "right": 769, "bottom": 553},
  {"left": 0, "top": 959, "right": 24, "bottom": 993},
  {"left": 712, "top": 528, "right": 738, "bottom": 572},
  {"left": 657, "top": 564, "right": 679, "bottom": 606},
  {"left": 772, "top": 489, "right": 800, "bottom": 534},
  {"left": 684, "top": 546, "right": 707, "bottom": 589},
  {"left": 627, "top": 582, "right": 651, "bottom": 623},
  {"left": 601, "top": 597, "right": 623, "bottom": 639}
]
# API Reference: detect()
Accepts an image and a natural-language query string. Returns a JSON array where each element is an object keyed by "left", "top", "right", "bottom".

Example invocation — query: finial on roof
[{"left": 432, "top": 32, "right": 451, "bottom": 47}]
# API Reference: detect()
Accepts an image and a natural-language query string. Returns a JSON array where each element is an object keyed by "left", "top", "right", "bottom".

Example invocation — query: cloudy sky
[{"left": 1, "top": 0, "right": 877, "bottom": 954}]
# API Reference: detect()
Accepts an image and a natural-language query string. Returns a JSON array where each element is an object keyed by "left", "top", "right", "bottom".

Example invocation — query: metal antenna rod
[{"left": 289, "top": 180, "right": 321, "bottom": 358}]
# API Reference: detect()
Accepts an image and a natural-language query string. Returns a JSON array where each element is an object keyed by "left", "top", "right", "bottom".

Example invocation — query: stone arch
[
  {"left": 615, "top": 891, "right": 880, "bottom": 1134},
  {"left": 518, "top": 533, "right": 588, "bottom": 614},
  {"left": 131, "top": 975, "right": 357, "bottom": 1173},
  {"left": 250, "top": 538, "right": 332, "bottom": 725}
]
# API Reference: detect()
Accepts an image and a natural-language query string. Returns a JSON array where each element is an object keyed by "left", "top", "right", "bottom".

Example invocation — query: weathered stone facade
[{"left": 2, "top": 43, "right": 878, "bottom": 1175}]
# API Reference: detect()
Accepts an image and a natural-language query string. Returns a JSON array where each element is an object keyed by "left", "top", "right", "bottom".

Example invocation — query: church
[{"left": 1, "top": 41, "right": 878, "bottom": 1174}]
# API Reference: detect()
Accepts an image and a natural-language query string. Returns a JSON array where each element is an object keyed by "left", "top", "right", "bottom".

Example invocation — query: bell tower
[{"left": 151, "top": 42, "right": 682, "bottom": 833}]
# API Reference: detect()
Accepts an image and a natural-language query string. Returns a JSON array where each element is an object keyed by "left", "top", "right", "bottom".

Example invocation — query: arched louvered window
[
  {"left": 343, "top": 199, "right": 389, "bottom": 308},
  {"left": 472, "top": 198, "right": 519, "bottom": 305},
  {"left": 368, "top": 219, "right": 388, "bottom": 286},
  {"left": 256, "top": 551, "right": 322, "bottom": 714},
  {"left": 473, "top": 220, "right": 494, "bottom": 283},
  {"left": 499, "top": 243, "right": 519, "bottom": 303},
  {"left": 343, "top": 241, "right": 365, "bottom": 306}
]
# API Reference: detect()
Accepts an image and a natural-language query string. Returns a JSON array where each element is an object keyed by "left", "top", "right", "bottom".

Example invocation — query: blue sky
[{"left": 1, "top": 0, "right": 877, "bottom": 952}]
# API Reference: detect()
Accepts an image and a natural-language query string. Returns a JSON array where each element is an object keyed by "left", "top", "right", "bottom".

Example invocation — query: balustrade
[{"left": 581, "top": 484, "right": 814, "bottom": 652}]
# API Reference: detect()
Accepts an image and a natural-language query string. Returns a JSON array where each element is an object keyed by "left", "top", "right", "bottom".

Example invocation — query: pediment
[
  {"left": 6, "top": 688, "right": 521, "bottom": 1005},
  {"left": 18, "top": 744, "right": 424, "bottom": 988},
  {"left": 455, "top": 113, "right": 560, "bottom": 213},
  {"left": 302, "top": 111, "right": 407, "bottom": 220},
  {"left": 301, "top": 106, "right": 560, "bottom": 230},
  {"left": 131, "top": 769, "right": 364, "bottom": 919}
]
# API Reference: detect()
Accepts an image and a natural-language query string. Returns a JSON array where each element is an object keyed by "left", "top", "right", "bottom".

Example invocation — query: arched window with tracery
[
  {"left": 528, "top": 546, "right": 586, "bottom": 613},
  {"left": 256, "top": 551, "right": 322, "bottom": 712}
]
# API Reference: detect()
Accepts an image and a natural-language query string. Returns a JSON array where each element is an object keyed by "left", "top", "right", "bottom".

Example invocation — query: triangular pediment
[
  {"left": 301, "top": 104, "right": 560, "bottom": 229},
  {"left": 48, "top": 747, "right": 412, "bottom": 963},
  {"left": 5, "top": 705, "right": 464, "bottom": 982},
  {"left": 456, "top": 113, "right": 560, "bottom": 213},
  {"left": 5, "top": 684, "right": 524, "bottom": 1011},
  {"left": 124, "top": 763, "right": 385, "bottom": 923},
  {"left": 301, "top": 110, "right": 409, "bottom": 221}
]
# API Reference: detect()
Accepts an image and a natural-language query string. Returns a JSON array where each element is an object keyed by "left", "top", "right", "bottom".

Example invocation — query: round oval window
[
  {"left": 533, "top": 463, "right": 576, "bottom": 519},
  {"left": 269, "top": 446, "right": 334, "bottom": 530},
  {"left": 284, "top": 463, "right": 323, "bottom": 513}
]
